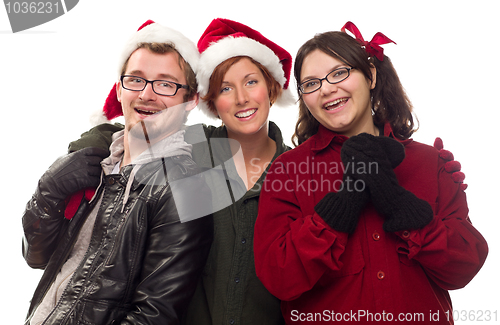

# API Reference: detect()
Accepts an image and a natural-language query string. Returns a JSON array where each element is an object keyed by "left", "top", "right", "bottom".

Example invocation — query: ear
[
  {"left": 369, "top": 64, "right": 377, "bottom": 90},
  {"left": 185, "top": 93, "right": 199, "bottom": 112},
  {"left": 116, "top": 82, "right": 122, "bottom": 102}
]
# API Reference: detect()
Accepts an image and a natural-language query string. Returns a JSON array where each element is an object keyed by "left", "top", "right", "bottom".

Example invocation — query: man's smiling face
[{"left": 117, "top": 48, "right": 191, "bottom": 141}]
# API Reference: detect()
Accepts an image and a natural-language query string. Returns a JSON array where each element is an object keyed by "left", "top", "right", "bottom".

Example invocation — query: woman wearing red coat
[{"left": 253, "top": 22, "right": 488, "bottom": 324}]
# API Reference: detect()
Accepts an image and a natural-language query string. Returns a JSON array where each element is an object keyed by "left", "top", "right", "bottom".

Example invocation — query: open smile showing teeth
[
  {"left": 235, "top": 108, "right": 257, "bottom": 118},
  {"left": 135, "top": 108, "right": 159, "bottom": 116},
  {"left": 324, "top": 98, "right": 348, "bottom": 110}
]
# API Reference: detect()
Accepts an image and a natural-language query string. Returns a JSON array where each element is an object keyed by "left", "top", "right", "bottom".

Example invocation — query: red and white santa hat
[
  {"left": 196, "top": 18, "right": 295, "bottom": 119},
  {"left": 92, "top": 20, "right": 200, "bottom": 125}
]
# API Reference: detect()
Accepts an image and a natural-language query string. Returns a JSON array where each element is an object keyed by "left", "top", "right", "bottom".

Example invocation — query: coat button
[
  {"left": 241, "top": 238, "right": 246, "bottom": 244},
  {"left": 108, "top": 178, "right": 115, "bottom": 185},
  {"left": 377, "top": 271, "right": 385, "bottom": 280},
  {"left": 372, "top": 231, "right": 380, "bottom": 241},
  {"left": 402, "top": 230, "right": 411, "bottom": 239}
]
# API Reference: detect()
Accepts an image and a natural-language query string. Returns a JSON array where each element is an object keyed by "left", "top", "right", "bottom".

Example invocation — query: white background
[{"left": 1, "top": 0, "right": 498, "bottom": 323}]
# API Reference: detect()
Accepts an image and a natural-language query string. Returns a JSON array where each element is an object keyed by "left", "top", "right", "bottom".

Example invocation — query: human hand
[
  {"left": 341, "top": 133, "right": 432, "bottom": 232},
  {"left": 35, "top": 147, "right": 108, "bottom": 214},
  {"left": 434, "top": 137, "right": 467, "bottom": 190}
]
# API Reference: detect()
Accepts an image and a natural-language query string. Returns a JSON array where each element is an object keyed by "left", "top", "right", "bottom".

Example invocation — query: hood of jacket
[{"left": 100, "top": 129, "right": 193, "bottom": 212}]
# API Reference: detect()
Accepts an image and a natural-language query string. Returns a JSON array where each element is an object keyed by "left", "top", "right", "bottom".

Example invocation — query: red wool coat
[{"left": 254, "top": 124, "right": 488, "bottom": 325}]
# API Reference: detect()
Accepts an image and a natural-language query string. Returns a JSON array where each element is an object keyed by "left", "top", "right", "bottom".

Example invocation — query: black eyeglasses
[
  {"left": 120, "top": 75, "right": 189, "bottom": 96},
  {"left": 299, "top": 67, "right": 353, "bottom": 94}
]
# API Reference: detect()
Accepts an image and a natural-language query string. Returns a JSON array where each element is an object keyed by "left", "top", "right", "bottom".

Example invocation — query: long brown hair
[
  {"left": 202, "top": 56, "right": 282, "bottom": 118},
  {"left": 292, "top": 32, "right": 417, "bottom": 146}
]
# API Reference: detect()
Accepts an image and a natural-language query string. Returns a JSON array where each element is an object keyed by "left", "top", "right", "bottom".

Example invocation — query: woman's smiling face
[
  {"left": 214, "top": 57, "right": 271, "bottom": 137},
  {"left": 300, "top": 49, "right": 377, "bottom": 137}
]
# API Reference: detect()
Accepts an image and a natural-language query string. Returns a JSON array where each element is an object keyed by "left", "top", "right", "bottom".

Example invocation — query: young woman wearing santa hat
[
  {"left": 253, "top": 22, "right": 488, "bottom": 324},
  {"left": 181, "top": 18, "right": 295, "bottom": 325}
]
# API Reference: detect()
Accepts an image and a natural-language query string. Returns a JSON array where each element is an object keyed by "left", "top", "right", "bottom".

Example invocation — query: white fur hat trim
[{"left": 196, "top": 36, "right": 295, "bottom": 119}]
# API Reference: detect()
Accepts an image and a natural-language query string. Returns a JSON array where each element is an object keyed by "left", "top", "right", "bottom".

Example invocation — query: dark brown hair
[
  {"left": 120, "top": 42, "right": 198, "bottom": 101},
  {"left": 292, "top": 31, "right": 417, "bottom": 146},
  {"left": 202, "top": 56, "right": 282, "bottom": 118}
]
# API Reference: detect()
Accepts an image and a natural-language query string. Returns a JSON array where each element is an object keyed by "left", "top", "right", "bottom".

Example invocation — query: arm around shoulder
[
  {"left": 68, "top": 123, "right": 123, "bottom": 153},
  {"left": 395, "top": 152, "right": 488, "bottom": 290}
]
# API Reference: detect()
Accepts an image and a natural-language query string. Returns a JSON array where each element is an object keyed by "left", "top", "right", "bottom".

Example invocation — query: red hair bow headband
[{"left": 341, "top": 21, "right": 396, "bottom": 61}]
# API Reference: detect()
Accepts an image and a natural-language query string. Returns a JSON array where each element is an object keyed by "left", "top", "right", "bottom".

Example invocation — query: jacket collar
[
  {"left": 101, "top": 130, "right": 126, "bottom": 175},
  {"left": 383, "top": 123, "right": 413, "bottom": 146},
  {"left": 191, "top": 121, "right": 289, "bottom": 168},
  {"left": 269, "top": 120, "right": 289, "bottom": 157},
  {"left": 206, "top": 121, "right": 285, "bottom": 143},
  {"left": 194, "top": 121, "right": 289, "bottom": 200},
  {"left": 310, "top": 124, "right": 349, "bottom": 153},
  {"left": 310, "top": 122, "right": 413, "bottom": 154},
  {"left": 102, "top": 129, "right": 193, "bottom": 212}
]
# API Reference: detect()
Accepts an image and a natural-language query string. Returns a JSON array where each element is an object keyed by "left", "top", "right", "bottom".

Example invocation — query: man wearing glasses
[{"left": 22, "top": 20, "right": 213, "bottom": 325}]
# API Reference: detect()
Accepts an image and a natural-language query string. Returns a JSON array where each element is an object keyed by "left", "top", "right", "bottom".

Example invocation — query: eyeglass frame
[
  {"left": 120, "top": 75, "right": 190, "bottom": 97},
  {"left": 298, "top": 67, "right": 353, "bottom": 94}
]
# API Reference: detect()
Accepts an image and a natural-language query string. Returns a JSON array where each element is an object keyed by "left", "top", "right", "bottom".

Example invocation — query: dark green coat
[{"left": 183, "top": 121, "right": 289, "bottom": 325}]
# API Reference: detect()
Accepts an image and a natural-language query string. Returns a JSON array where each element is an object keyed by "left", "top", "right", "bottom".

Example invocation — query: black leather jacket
[{"left": 22, "top": 155, "right": 213, "bottom": 325}]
